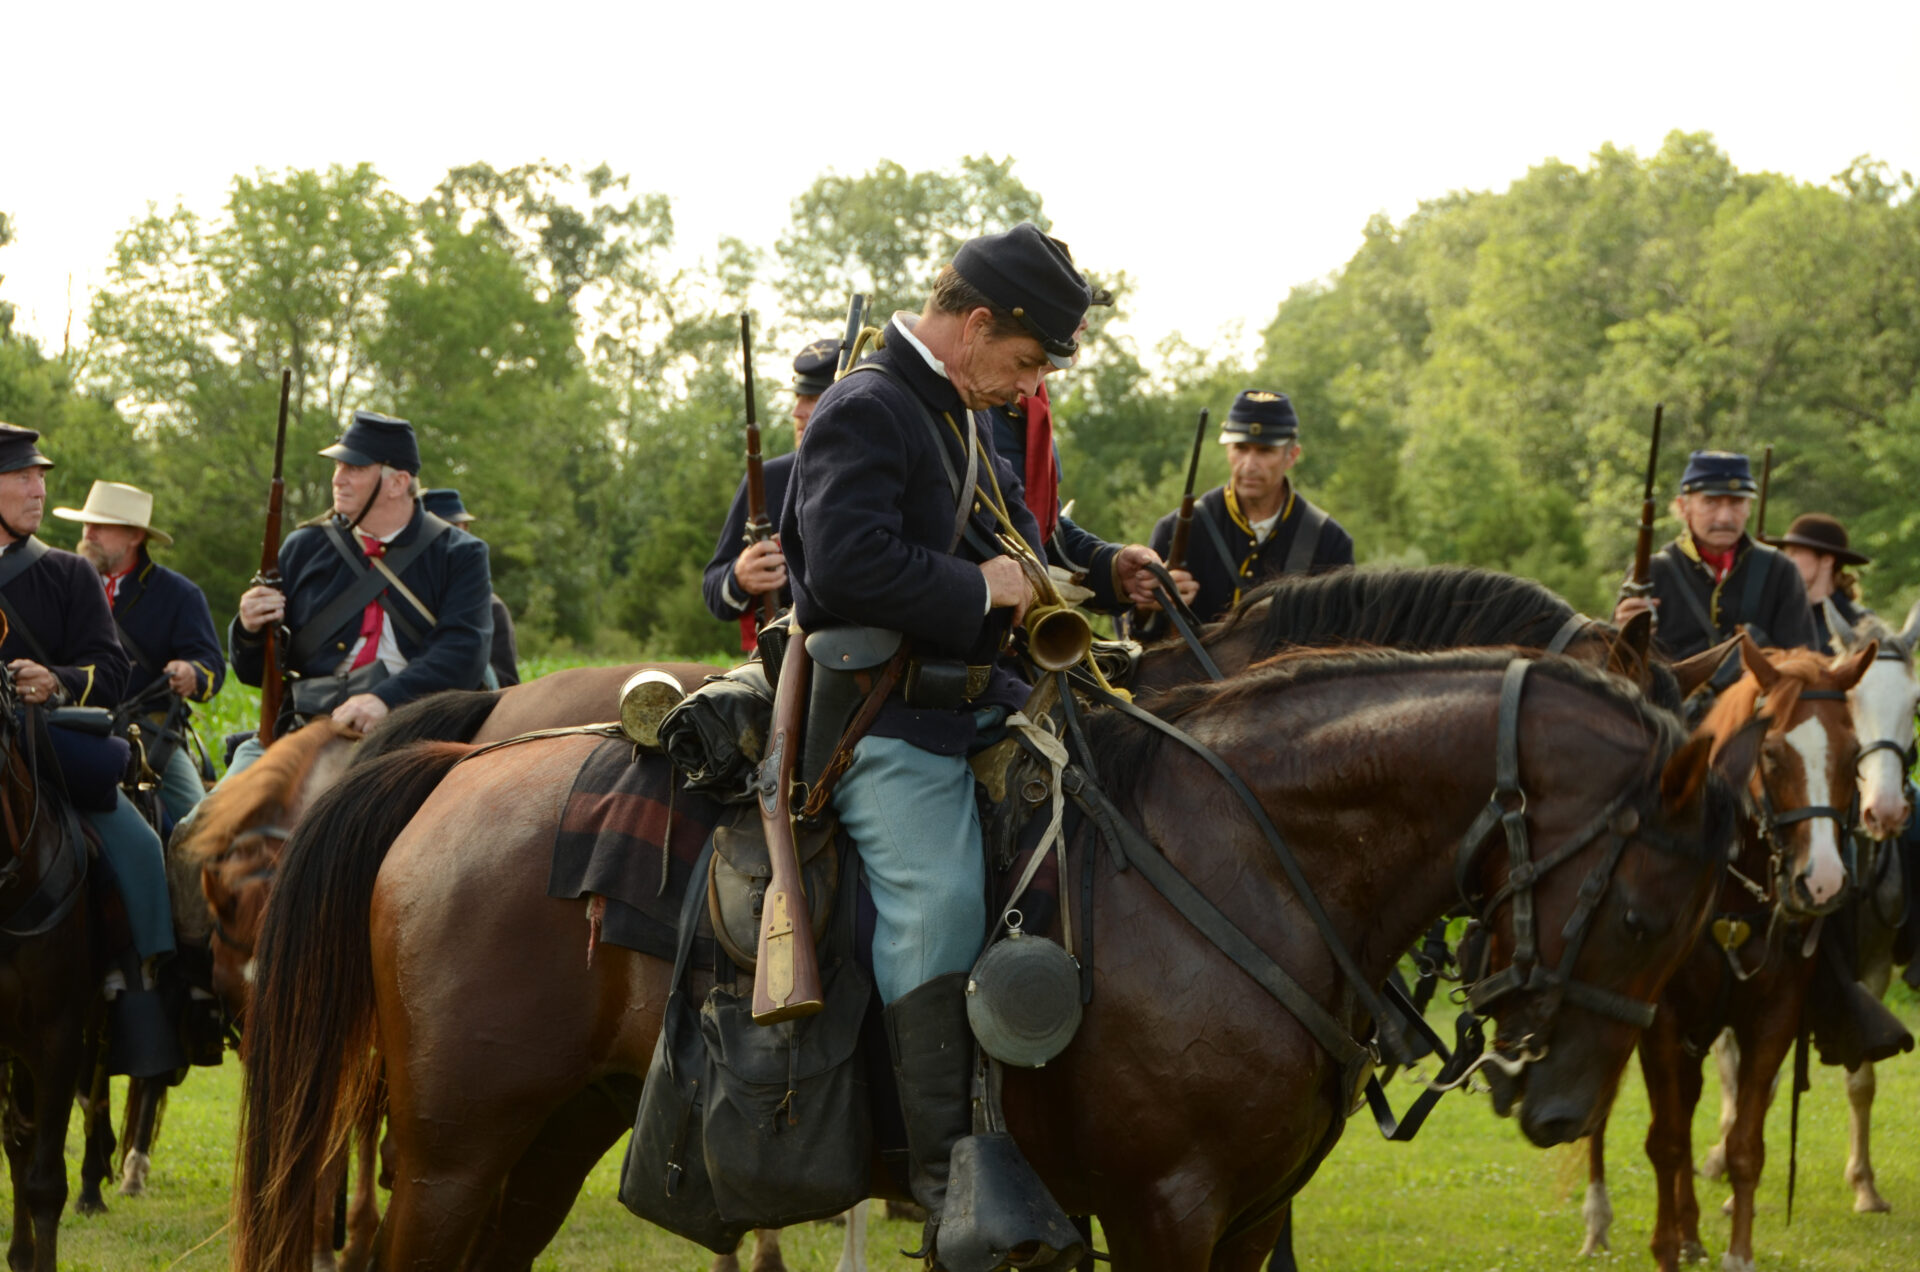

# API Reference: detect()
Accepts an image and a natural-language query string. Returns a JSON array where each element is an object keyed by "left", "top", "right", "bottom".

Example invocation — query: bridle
[
  {"left": 1750, "top": 687, "right": 1855, "bottom": 907},
  {"left": 1452, "top": 660, "right": 1719, "bottom": 1070}
]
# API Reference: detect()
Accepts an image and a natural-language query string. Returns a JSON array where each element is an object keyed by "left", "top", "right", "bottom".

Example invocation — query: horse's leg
[
  {"left": 833, "top": 1199, "right": 869, "bottom": 1272},
  {"left": 748, "top": 1229, "right": 786, "bottom": 1272},
  {"left": 4, "top": 1061, "right": 35, "bottom": 1272},
  {"left": 462, "top": 1083, "right": 632, "bottom": 1272},
  {"left": 21, "top": 1028, "right": 82, "bottom": 1272},
  {"left": 1720, "top": 1011, "right": 1797, "bottom": 1272},
  {"left": 1697, "top": 1029, "right": 1736, "bottom": 1180},
  {"left": 1639, "top": 1017, "right": 1706, "bottom": 1271},
  {"left": 1097, "top": 1182, "right": 1229, "bottom": 1272},
  {"left": 73, "top": 1064, "right": 112, "bottom": 1217},
  {"left": 1847, "top": 937, "right": 1897, "bottom": 1214},
  {"left": 118, "top": 1077, "right": 155, "bottom": 1197},
  {"left": 1580, "top": 1121, "right": 1612, "bottom": 1255},
  {"left": 338, "top": 1106, "right": 380, "bottom": 1272},
  {"left": 311, "top": 1141, "right": 347, "bottom": 1272},
  {"left": 1209, "top": 1207, "right": 1288, "bottom": 1272}
]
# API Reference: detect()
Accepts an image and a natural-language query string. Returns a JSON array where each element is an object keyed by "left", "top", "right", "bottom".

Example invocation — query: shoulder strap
[
  {"left": 1736, "top": 543, "right": 1771, "bottom": 633},
  {"left": 1653, "top": 550, "right": 1718, "bottom": 638},
  {"left": 1194, "top": 500, "right": 1240, "bottom": 584},
  {"left": 290, "top": 515, "right": 453, "bottom": 666},
  {"left": 0, "top": 538, "right": 55, "bottom": 665},
  {"left": 846, "top": 364, "right": 982, "bottom": 554},
  {"left": 1282, "top": 497, "right": 1329, "bottom": 575},
  {"left": 114, "top": 619, "right": 156, "bottom": 675}
]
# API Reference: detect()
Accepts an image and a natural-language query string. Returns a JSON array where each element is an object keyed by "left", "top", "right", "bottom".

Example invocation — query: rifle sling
[
  {"left": 1194, "top": 503, "right": 1240, "bottom": 589},
  {"left": 1282, "top": 497, "right": 1329, "bottom": 575},
  {"left": 114, "top": 619, "right": 156, "bottom": 676},
  {"left": 289, "top": 515, "right": 452, "bottom": 669},
  {"left": 0, "top": 538, "right": 55, "bottom": 666}
]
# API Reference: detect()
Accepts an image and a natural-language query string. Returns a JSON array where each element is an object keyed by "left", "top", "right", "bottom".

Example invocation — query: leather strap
[
  {"left": 0, "top": 537, "right": 53, "bottom": 665},
  {"left": 289, "top": 514, "right": 452, "bottom": 668},
  {"left": 1281, "top": 497, "right": 1328, "bottom": 575}
]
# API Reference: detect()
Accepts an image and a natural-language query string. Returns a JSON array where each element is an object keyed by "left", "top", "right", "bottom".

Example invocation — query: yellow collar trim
[{"left": 1224, "top": 480, "right": 1294, "bottom": 538}]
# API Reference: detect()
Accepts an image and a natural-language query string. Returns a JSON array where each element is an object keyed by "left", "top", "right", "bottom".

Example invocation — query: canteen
[{"left": 966, "top": 922, "right": 1082, "bottom": 1068}]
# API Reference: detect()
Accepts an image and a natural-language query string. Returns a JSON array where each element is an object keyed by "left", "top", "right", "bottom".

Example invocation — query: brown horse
[
  {"left": 1579, "top": 635, "right": 1876, "bottom": 1272},
  {"left": 233, "top": 648, "right": 1755, "bottom": 1271},
  {"left": 0, "top": 676, "right": 101, "bottom": 1272}
]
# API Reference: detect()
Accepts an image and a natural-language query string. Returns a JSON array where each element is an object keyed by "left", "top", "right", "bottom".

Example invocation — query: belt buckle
[{"left": 965, "top": 664, "right": 992, "bottom": 700}]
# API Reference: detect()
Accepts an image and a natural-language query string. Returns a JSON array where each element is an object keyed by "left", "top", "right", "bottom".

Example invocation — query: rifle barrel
[{"left": 1165, "top": 408, "right": 1209, "bottom": 573}]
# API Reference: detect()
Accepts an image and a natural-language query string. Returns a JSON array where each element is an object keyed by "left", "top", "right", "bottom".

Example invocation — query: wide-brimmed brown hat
[
  {"left": 50, "top": 480, "right": 174, "bottom": 547},
  {"left": 1764, "top": 512, "right": 1868, "bottom": 566}
]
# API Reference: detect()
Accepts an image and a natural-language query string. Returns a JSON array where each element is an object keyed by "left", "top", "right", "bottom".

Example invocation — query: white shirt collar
[{"left": 890, "top": 312, "right": 950, "bottom": 381}]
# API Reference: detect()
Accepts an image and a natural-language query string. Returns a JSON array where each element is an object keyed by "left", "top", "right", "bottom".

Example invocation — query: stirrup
[{"left": 933, "top": 1132, "right": 1085, "bottom": 1272}]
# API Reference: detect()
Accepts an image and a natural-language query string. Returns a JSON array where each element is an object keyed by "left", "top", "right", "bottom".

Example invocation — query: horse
[
  {"left": 1577, "top": 635, "right": 1876, "bottom": 1272},
  {"left": 231, "top": 646, "right": 1757, "bottom": 1271},
  {"left": 1688, "top": 604, "right": 1920, "bottom": 1217},
  {"left": 0, "top": 668, "right": 104, "bottom": 1272}
]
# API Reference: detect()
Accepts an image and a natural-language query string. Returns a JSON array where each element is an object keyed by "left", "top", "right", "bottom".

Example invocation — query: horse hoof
[
  {"left": 1680, "top": 1240, "right": 1709, "bottom": 1263},
  {"left": 1719, "top": 1255, "right": 1754, "bottom": 1272},
  {"left": 1578, "top": 1235, "right": 1610, "bottom": 1255},
  {"left": 710, "top": 1257, "right": 740, "bottom": 1272},
  {"left": 1855, "top": 1190, "right": 1891, "bottom": 1214},
  {"left": 749, "top": 1254, "right": 788, "bottom": 1272},
  {"left": 1696, "top": 1148, "right": 1727, "bottom": 1180},
  {"left": 74, "top": 1194, "right": 108, "bottom": 1218},
  {"left": 118, "top": 1148, "right": 151, "bottom": 1196}
]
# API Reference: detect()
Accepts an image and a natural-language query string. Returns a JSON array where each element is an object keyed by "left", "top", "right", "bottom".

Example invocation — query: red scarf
[
  {"left": 1697, "top": 544, "right": 1736, "bottom": 583},
  {"left": 1021, "top": 383, "right": 1058, "bottom": 541},
  {"left": 349, "top": 536, "right": 387, "bottom": 669}
]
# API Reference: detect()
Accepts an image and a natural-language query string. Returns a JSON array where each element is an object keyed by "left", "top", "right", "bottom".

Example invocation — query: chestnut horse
[
  {"left": 1579, "top": 636, "right": 1876, "bottom": 1272},
  {"left": 233, "top": 648, "right": 1754, "bottom": 1271}
]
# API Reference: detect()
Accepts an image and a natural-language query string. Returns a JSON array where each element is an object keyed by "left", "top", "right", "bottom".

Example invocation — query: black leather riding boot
[{"left": 885, "top": 971, "right": 975, "bottom": 1251}]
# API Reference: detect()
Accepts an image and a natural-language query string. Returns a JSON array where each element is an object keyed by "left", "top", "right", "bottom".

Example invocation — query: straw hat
[{"left": 50, "top": 481, "right": 174, "bottom": 547}]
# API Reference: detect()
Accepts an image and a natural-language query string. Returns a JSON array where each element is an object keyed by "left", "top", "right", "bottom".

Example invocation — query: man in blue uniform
[
  {"left": 785, "top": 224, "right": 1132, "bottom": 1263},
  {"left": 702, "top": 336, "right": 838, "bottom": 652},
  {"left": 227, "top": 411, "right": 492, "bottom": 773},
  {"left": 1147, "top": 389, "right": 1355, "bottom": 626},
  {"left": 0, "top": 425, "right": 174, "bottom": 981},
  {"left": 53, "top": 480, "right": 223, "bottom": 821},
  {"left": 1612, "top": 451, "right": 1816, "bottom": 661},
  {"left": 421, "top": 488, "right": 519, "bottom": 687}
]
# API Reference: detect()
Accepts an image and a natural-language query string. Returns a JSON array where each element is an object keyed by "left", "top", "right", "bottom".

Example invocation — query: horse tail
[
  {"left": 349, "top": 688, "right": 504, "bottom": 767},
  {"left": 231, "top": 740, "right": 473, "bottom": 1272}
]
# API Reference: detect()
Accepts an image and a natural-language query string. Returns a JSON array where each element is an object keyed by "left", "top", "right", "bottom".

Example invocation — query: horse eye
[{"left": 1623, "top": 908, "right": 1653, "bottom": 941}]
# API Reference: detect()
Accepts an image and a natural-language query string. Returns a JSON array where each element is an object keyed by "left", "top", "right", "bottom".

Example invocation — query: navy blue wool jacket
[
  {"left": 110, "top": 547, "right": 225, "bottom": 703},
  {"left": 983, "top": 403, "right": 1125, "bottom": 613},
  {"left": 0, "top": 537, "right": 129, "bottom": 706},
  {"left": 782, "top": 321, "right": 1045, "bottom": 755},
  {"left": 229, "top": 505, "right": 493, "bottom": 709},
  {"left": 1149, "top": 483, "right": 1354, "bottom": 625},
  {"left": 703, "top": 452, "right": 794, "bottom": 622},
  {"left": 1647, "top": 536, "right": 1817, "bottom": 662}
]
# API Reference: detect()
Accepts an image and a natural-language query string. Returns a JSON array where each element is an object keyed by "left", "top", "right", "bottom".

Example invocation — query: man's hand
[
  {"left": 239, "top": 584, "right": 286, "bottom": 634},
  {"left": 332, "top": 693, "right": 389, "bottom": 734},
  {"left": 8, "top": 659, "right": 60, "bottom": 705},
  {"left": 1112, "top": 544, "right": 1200, "bottom": 609},
  {"left": 981, "top": 556, "right": 1034, "bottom": 625},
  {"left": 164, "top": 659, "right": 198, "bottom": 698},
  {"left": 733, "top": 538, "right": 787, "bottom": 597},
  {"left": 1612, "top": 595, "right": 1659, "bottom": 627}
]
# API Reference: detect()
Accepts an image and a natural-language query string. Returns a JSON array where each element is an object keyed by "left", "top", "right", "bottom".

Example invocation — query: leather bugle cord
[{"left": 751, "top": 617, "right": 825, "bottom": 1024}]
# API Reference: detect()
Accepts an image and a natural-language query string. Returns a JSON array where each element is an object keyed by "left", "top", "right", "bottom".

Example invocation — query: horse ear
[
  {"left": 1823, "top": 598, "right": 1860, "bottom": 651},
  {"left": 1607, "top": 612, "right": 1654, "bottom": 685},
  {"left": 1900, "top": 599, "right": 1920, "bottom": 657},
  {"left": 1709, "top": 716, "right": 1769, "bottom": 791},
  {"left": 200, "top": 861, "right": 230, "bottom": 913},
  {"left": 1671, "top": 635, "right": 1741, "bottom": 700},
  {"left": 1740, "top": 630, "right": 1779, "bottom": 690},
  {"left": 1660, "top": 730, "right": 1716, "bottom": 812},
  {"left": 1831, "top": 638, "right": 1879, "bottom": 691}
]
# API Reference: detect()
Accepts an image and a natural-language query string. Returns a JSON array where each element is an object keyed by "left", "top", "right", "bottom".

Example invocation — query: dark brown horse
[
  {"left": 233, "top": 648, "right": 1755, "bottom": 1271},
  {"left": 0, "top": 674, "right": 100, "bottom": 1272},
  {"left": 1579, "top": 636, "right": 1875, "bottom": 1272}
]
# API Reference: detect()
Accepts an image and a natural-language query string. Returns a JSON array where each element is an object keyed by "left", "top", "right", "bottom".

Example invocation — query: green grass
[{"left": 18, "top": 1001, "right": 1920, "bottom": 1269}]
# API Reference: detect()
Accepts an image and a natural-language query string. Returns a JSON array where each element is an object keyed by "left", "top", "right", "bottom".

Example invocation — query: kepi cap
[
  {"left": 951, "top": 224, "right": 1093, "bottom": 370},
  {"left": 51, "top": 480, "right": 174, "bottom": 547},
  {"left": 792, "top": 338, "right": 839, "bottom": 397},
  {"left": 1763, "top": 512, "right": 1869, "bottom": 566},
  {"left": 0, "top": 422, "right": 55, "bottom": 475},
  {"left": 420, "top": 488, "right": 474, "bottom": 525},
  {"left": 1679, "top": 450, "right": 1757, "bottom": 497},
  {"left": 1218, "top": 390, "right": 1299, "bottom": 447},
  {"left": 320, "top": 410, "right": 421, "bottom": 474}
]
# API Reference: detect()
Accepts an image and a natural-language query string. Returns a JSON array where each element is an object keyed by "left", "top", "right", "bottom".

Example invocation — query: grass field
[{"left": 17, "top": 664, "right": 1920, "bottom": 1268}]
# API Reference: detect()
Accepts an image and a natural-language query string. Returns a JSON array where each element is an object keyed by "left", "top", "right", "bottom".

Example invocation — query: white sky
[{"left": 5, "top": 2, "right": 1917, "bottom": 369}]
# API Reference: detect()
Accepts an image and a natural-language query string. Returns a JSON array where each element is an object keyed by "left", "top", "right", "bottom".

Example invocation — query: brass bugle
[{"left": 1025, "top": 603, "right": 1093, "bottom": 672}]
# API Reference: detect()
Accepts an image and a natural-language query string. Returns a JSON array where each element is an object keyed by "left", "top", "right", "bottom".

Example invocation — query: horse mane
[
  {"left": 1848, "top": 611, "right": 1911, "bottom": 670},
  {"left": 175, "top": 719, "right": 356, "bottom": 870},
  {"left": 1213, "top": 565, "right": 1581, "bottom": 657},
  {"left": 1090, "top": 647, "right": 1678, "bottom": 800},
  {"left": 350, "top": 688, "right": 502, "bottom": 770}
]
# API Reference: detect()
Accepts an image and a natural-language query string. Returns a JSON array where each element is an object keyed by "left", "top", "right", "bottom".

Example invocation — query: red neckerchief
[
  {"left": 1697, "top": 543, "right": 1736, "bottom": 583},
  {"left": 1020, "top": 383, "right": 1059, "bottom": 542},
  {"left": 102, "top": 561, "right": 136, "bottom": 607},
  {"left": 349, "top": 535, "right": 387, "bottom": 669}
]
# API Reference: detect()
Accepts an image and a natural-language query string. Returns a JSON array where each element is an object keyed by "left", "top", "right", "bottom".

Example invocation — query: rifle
[
  {"left": 838, "top": 293, "right": 867, "bottom": 376},
  {"left": 1165, "top": 407, "right": 1210, "bottom": 573},
  {"left": 1621, "top": 402, "right": 1663, "bottom": 600},
  {"left": 739, "top": 312, "right": 780, "bottom": 631},
  {"left": 1756, "top": 444, "right": 1775, "bottom": 540},
  {"left": 750, "top": 617, "right": 823, "bottom": 1024},
  {"left": 254, "top": 369, "right": 292, "bottom": 745}
]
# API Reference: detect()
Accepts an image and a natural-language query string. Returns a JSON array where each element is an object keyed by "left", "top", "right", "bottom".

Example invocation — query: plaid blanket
[{"left": 548, "top": 739, "right": 726, "bottom": 962}]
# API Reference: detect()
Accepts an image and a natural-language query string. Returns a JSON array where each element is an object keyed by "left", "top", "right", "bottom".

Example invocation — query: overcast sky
[{"left": 5, "top": 2, "right": 1917, "bottom": 367}]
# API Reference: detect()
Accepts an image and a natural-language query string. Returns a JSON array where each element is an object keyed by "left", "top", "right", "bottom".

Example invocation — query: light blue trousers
[
  {"left": 832, "top": 734, "right": 987, "bottom": 1005},
  {"left": 223, "top": 735, "right": 267, "bottom": 781},
  {"left": 81, "top": 792, "right": 175, "bottom": 962},
  {"left": 159, "top": 743, "right": 206, "bottom": 824}
]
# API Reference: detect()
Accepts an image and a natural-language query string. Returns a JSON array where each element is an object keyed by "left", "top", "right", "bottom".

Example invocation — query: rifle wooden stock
[
  {"left": 751, "top": 625, "right": 823, "bottom": 1024},
  {"left": 1165, "top": 407, "right": 1210, "bottom": 573},
  {"left": 255, "top": 369, "right": 292, "bottom": 745},
  {"left": 1623, "top": 403, "right": 1663, "bottom": 599},
  {"left": 740, "top": 312, "right": 780, "bottom": 631},
  {"left": 1756, "top": 444, "right": 1774, "bottom": 540}
]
